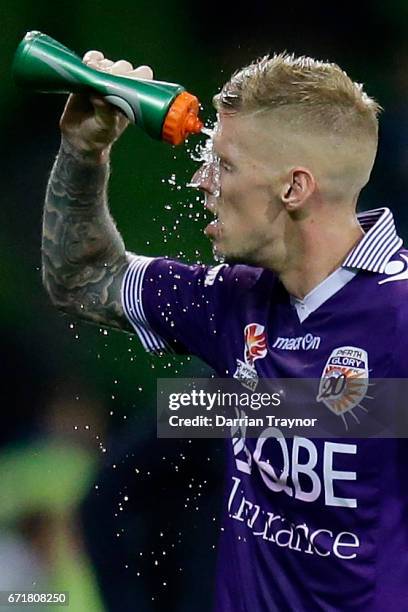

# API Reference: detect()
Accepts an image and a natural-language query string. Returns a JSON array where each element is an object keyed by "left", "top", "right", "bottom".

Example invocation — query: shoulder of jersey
[
  {"left": 371, "top": 248, "right": 408, "bottom": 335},
  {"left": 203, "top": 263, "right": 272, "bottom": 291}
]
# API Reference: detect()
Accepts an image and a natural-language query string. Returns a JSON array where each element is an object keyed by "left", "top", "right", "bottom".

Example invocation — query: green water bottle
[{"left": 12, "top": 31, "right": 203, "bottom": 145}]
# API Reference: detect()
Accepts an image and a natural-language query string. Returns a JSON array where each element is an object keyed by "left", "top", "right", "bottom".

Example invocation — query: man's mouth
[
  {"left": 204, "top": 217, "right": 222, "bottom": 240},
  {"left": 204, "top": 196, "right": 222, "bottom": 240}
]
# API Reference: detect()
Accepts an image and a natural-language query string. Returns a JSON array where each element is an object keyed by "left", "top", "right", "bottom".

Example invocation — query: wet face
[{"left": 191, "top": 112, "right": 286, "bottom": 267}]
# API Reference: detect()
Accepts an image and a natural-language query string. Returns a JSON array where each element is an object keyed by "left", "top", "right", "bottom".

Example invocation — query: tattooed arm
[
  {"left": 42, "top": 137, "right": 133, "bottom": 331},
  {"left": 42, "top": 51, "right": 154, "bottom": 331}
]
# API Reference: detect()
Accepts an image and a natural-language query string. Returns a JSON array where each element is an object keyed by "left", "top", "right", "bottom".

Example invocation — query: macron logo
[
  {"left": 273, "top": 333, "right": 321, "bottom": 351},
  {"left": 378, "top": 254, "right": 408, "bottom": 285}
]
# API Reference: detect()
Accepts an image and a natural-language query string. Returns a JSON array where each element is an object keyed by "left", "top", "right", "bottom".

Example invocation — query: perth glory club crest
[
  {"left": 233, "top": 323, "right": 268, "bottom": 391},
  {"left": 317, "top": 346, "right": 370, "bottom": 429}
]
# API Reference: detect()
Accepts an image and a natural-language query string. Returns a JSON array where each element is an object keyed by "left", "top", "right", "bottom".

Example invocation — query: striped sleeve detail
[
  {"left": 121, "top": 255, "right": 173, "bottom": 354},
  {"left": 344, "top": 207, "right": 403, "bottom": 273}
]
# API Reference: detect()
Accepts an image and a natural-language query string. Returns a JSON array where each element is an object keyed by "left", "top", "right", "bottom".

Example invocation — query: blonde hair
[{"left": 214, "top": 53, "right": 381, "bottom": 141}]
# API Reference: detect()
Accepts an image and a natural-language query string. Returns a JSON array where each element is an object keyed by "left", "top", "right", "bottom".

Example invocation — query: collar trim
[
  {"left": 343, "top": 207, "right": 403, "bottom": 272},
  {"left": 291, "top": 268, "right": 357, "bottom": 323}
]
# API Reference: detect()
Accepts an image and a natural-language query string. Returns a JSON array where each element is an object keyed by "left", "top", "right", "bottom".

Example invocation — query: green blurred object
[
  {"left": 0, "top": 440, "right": 105, "bottom": 611},
  {"left": 0, "top": 440, "right": 96, "bottom": 520},
  {"left": 12, "top": 31, "right": 203, "bottom": 144}
]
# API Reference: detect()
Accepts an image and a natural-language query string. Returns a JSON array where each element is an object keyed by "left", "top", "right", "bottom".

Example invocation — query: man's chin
[
  {"left": 211, "top": 242, "right": 226, "bottom": 264},
  {"left": 212, "top": 242, "right": 257, "bottom": 266},
  {"left": 223, "top": 254, "right": 258, "bottom": 266}
]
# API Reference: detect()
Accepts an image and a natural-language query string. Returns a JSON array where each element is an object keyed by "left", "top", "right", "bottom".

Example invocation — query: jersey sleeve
[{"left": 120, "top": 255, "right": 260, "bottom": 369}]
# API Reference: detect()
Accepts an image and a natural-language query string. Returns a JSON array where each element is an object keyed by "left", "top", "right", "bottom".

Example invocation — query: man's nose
[{"left": 189, "top": 162, "right": 219, "bottom": 194}]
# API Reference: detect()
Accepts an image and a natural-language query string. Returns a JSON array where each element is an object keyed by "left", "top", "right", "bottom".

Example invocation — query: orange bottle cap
[{"left": 162, "top": 91, "right": 203, "bottom": 145}]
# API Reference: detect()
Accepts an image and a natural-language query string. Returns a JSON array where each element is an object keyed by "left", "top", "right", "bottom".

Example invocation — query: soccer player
[{"left": 42, "top": 51, "right": 408, "bottom": 610}]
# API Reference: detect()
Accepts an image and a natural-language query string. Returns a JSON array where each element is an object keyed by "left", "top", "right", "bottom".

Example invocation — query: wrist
[
  {"left": 60, "top": 135, "right": 111, "bottom": 166},
  {"left": 54, "top": 137, "right": 110, "bottom": 202}
]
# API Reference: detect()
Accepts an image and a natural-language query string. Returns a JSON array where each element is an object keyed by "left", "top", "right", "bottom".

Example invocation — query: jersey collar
[
  {"left": 343, "top": 207, "right": 403, "bottom": 273},
  {"left": 291, "top": 207, "right": 403, "bottom": 323},
  {"left": 291, "top": 267, "right": 357, "bottom": 323}
]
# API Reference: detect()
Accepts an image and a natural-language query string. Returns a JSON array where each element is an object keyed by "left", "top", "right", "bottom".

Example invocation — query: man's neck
[{"left": 278, "top": 215, "right": 364, "bottom": 299}]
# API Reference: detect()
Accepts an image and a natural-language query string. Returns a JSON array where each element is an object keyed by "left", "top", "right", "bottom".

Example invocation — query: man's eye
[{"left": 220, "top": 159, "right": 232, "bottom": 172}]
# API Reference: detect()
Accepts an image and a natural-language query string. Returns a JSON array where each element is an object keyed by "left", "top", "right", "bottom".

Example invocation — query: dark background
[{"left": 0, "top": 1, "right": 408, "bottom": 610}]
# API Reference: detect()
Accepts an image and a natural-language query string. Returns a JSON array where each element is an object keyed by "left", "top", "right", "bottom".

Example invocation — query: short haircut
[{"left": 214, "top": 53, "right": 381, "bottom": 142}]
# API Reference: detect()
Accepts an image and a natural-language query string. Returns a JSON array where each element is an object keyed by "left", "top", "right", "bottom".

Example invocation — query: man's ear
[{"left": 281, "top": 168, "right": 315, "bottom": 211}]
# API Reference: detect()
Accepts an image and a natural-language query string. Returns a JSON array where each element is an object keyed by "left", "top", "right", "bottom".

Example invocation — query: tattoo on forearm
[{"left": 42, "top": 137, "right": 133, "bottom": 331}]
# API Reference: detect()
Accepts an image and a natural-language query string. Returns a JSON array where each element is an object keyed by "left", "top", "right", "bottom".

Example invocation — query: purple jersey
[{"left": 121, "top": 207, "right": 408, "bottom": 611}]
